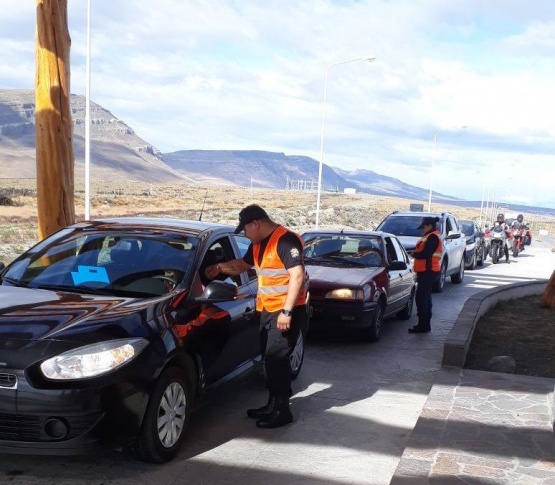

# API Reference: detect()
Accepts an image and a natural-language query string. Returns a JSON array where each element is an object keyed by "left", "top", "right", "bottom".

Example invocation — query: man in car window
[
  {"left": 204, "top": 204, "right": 308, "bottom": 429},
  {"left": 409, "top": 216, "right": 443, "bottom": 333}
]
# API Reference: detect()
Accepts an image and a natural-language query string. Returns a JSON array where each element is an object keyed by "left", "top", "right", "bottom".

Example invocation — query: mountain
[
  {"left": 0, "top": 89, "right": 187, "bottom": 182},
  {"left": 4, "top": 89, "right": 552, "bottom": 214}
]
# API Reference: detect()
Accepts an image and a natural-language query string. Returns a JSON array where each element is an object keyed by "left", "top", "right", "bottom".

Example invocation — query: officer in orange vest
[
  {"left": 204, "top": 204, "right": 308, "bottom": 428},
  {"left": 409, "top": 216, "right": 443, "bottom": 333}
]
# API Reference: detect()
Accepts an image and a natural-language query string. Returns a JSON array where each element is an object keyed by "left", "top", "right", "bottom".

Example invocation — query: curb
[{"left": 441, "top": 278, "right": 554, "bottom": 432}]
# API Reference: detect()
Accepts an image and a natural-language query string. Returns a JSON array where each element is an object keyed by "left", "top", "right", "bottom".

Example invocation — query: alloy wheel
[{"left": 157, "top": 381, "right": 187, "bottom": 448}]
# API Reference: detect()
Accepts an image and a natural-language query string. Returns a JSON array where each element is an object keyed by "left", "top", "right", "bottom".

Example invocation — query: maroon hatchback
[{"left": 302, "top": 230, "right": 416, "bottom": 342}]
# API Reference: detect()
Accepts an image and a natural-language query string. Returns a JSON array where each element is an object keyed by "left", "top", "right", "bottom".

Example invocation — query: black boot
[
  {"left": 256, "top": 397, "right": 293, "bottom": 429},
  {"left": 247, "top": 394, "right": 275, "bottom": 419}
]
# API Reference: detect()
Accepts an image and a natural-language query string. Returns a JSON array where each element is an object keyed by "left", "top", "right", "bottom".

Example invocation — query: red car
[{"left": 302, "top": 230, "right": 416, "bottom": 342}]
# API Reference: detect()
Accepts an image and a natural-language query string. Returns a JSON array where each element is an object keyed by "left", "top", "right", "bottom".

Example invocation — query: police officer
[
  {"left": 204, "top": 204, "right": 308, "bottom": 428},
  {"left": 409, "top": 216, "right": 443, "bottom": 333}
]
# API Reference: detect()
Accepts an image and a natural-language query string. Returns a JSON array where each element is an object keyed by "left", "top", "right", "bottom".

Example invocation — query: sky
[{"left": 1, "top": 0, "right": 555, "bottom": 209}]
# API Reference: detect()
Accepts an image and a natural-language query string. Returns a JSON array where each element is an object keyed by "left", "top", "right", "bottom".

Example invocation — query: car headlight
[
  {"left": 325, "top": 288, "right": 364, "bottom": 300},
  {"left": 466, "top": 242, "right": 476, "bottom": 250},
  {"left": 40, "top": 338, "right": 149, "bottom": 380}
]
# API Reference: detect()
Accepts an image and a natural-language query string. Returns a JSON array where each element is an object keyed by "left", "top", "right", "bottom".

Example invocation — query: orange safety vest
[
  {"left": 253, "top": 225, "right": 307, "bottom": 312},
  {"left": 413, "top": 229, "right": 443, "bottom": 273}
]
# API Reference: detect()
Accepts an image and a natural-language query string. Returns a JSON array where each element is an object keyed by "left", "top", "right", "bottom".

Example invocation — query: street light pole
[
  {"left": 427, "top": 125, "right": 467, "bottom": 212},
  {"left": 315, "top": 56, "right": 375, "bottom": 229}
]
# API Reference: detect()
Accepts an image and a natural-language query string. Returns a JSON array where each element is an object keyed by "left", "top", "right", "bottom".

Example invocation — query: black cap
[
  {"left": 417, "top": 216, "right": 438, "bottom": 229},
  {"left": 234, "top": 204, "right": 269, "bottom": 234}
]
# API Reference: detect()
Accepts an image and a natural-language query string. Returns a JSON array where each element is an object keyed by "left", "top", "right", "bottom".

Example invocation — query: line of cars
[{"left": 0, "top": 208, "right": 490, "bottom": 462}]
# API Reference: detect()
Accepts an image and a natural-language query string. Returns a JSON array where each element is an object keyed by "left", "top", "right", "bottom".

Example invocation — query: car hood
[
  {"left": 306, "top": 264, "right": 380, "bottom": 287},
  {"left": 0, "top": 285, "right": 154, "bottom": 342},
  {"left": 396, "top": 236, "right": 420, "bottom": 251}
]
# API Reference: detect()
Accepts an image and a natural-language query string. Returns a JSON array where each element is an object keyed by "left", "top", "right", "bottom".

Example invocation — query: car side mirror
[
  {"left": 446, "top": 231, "right": 461, "bottom": 240},
  {"left": 477, "top": 231, "right": 485, "bottom": 238},
  {"left": 196, "top": 280, "right": 238, "bottom": 303},
  {"left": 389, "top": 260, "right": 408, "bottom": 271}
]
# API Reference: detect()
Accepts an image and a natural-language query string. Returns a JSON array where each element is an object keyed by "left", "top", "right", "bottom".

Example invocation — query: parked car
[
  {"left": 0, "top": 217, "right": 307, "bottom": 463},
  {"left": 301, "top": 230, "right": 416, "bottom": 343},
  {"left": 375, "top": 211, "right": 466, "bottom": 293},
  {"left": 458, "top": 220, "right": 486, "bottom": 269}
]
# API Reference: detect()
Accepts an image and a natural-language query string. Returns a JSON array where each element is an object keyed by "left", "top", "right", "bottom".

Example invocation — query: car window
[
  {"left": 390, "top": 237, "right": 409, "bottom": 264},
  {"left": 303, "top": 234, "right": 383, "bottom": 267},
  {"left": 448, "top": 216, "right": 459, "bottom": 233},
  {"left": 231, "top": 234, "right": 257, "bottom": 281},
  {"left": 377, "top": 215, "right": 443, "bottom": 237},
  {"left": 384, "top": 237, "right": 399, "bottom": 263},
  {"left": 199, "top": 237, "right": 242, "bottom": 287},
  {"left": 459, "top": 222, "right": 474, "bottom": 237},
  {"left": 5, "top": 229, "right": 198, "bottom": 297}
]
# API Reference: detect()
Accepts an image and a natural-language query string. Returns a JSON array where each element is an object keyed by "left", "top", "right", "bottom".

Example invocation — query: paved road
[{"left": 1, "top": 239, "right": 553, "bottom": 485}]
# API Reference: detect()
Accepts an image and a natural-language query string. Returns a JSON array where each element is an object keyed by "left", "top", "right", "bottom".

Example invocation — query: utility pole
[{"left": 35, "top": 0, "right": 75, "bottom": 240}]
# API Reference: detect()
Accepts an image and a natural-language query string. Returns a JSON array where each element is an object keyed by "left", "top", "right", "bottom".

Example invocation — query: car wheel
[
  {"left": 477, "top": 246, "right": 484, "bottom": 267},
  {"left": 432, "top": 262, "right": 447, "bottom": 293},
  {"left": 134, "top": 367, "right": 192, "bottom": 463},
  {"left": 361, "top": 301, "right": 384, "bottom": 343},
  {"left": 396, "top": 290, "right": 414, "bottom": 320},
  {"left": 451, "top": 257, "right": 464, "bottom": 284},
  {"left": 467, "top": 251, "right": 476, "bottom": 270},
  {"left": 290, "top": 329, "right": 305, "bottom": 380}
]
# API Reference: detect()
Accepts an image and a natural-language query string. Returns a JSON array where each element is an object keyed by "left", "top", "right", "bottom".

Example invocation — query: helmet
[
  {"left": 517, "top": 214, "right": 523, "bottom": 223},
  {"left": 496, "top": 213, "right": 505, "bottom": 223}
]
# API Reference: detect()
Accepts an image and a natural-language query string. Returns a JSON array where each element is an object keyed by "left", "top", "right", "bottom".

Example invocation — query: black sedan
[
  {"left": 0, "top": 217, "right": 307, "bottom": 462},
  {"left": 459, "top": 220, "right": 486, "bottom": 269},
  {"left": 302, "top": 230, "right": 416, "bottom": 342}
]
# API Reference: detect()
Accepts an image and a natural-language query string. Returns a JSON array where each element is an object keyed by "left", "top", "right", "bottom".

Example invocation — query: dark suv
[{"left": 375, "top": 211, "right": 466, "bottom": 292}]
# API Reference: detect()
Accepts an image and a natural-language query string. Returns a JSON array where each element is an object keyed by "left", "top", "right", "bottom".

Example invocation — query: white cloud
[{"left": 1, "top": 0, "right": 554, "bottom": 208}]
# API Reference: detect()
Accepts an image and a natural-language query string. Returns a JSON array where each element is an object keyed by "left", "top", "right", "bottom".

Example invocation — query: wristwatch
[{"left": 281, "top": 308, "right": 292, "bottom": 317}]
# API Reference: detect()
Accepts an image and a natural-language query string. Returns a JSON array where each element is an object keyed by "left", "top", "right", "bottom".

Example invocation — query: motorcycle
[
  {"left": 489, "top": 222, "right": 510, "bottom": 264},
  {"left": 510, "top": 223, "right": 525, "bottom": 257}
]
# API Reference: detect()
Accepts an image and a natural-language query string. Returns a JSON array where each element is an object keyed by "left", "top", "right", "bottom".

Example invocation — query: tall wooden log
[{"left": 35, "top": 0, "right": 75, "bottom": 240}]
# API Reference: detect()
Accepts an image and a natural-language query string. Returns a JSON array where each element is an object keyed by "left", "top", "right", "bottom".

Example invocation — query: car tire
[
  {"left": 361, "top": 301, "right": 384, "bottom": 343},
  {"left": 134, "top": 367, "right": 192, "bottom": 463},
  {"left": 290, "top": 329, "right": 305, "bottom": 380},
  {"left": 477, "top": 246, "right": 484, "bottom": 267},
  {"left": 451, "top": 257, "right": 464, "bottom": 284},
  {"left": 396, "top": 290, "right": 414, "bottom": 320},
  {"left": 467, "top": 251, "right": 476, "bottom": 270},
  {"left": 432, "top": 262, "right": 447, "bottom": 293}
]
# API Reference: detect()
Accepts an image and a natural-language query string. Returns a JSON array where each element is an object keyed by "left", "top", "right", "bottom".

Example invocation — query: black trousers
[
  {"left": 259, "top": 305, "right": 308, "bottom": 399},
  {"left": 415, "top": 272, "right": 439, "bottom": 329}
]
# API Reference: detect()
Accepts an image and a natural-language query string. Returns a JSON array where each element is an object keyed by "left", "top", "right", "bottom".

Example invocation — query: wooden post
[{"left": 35, "top": 0, "right": 75, "bottom": 240}]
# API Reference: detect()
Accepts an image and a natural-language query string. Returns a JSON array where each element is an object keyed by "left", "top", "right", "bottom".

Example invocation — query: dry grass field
[{"left": 1, "top": 178, "right": 553, "bottom": 264}]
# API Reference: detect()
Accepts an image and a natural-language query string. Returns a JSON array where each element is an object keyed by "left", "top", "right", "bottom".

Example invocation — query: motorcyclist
[
  {"left": 511, "top": 214, "right": 526, "bottom": 253},
  {"left": 492, "top": 213, "right": 510, "bottom": 262}
]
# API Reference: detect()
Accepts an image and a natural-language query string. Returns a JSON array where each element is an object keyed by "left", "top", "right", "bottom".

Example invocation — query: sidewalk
[{"left": 391, "top": 279, "right": 555, "bottom": 484}]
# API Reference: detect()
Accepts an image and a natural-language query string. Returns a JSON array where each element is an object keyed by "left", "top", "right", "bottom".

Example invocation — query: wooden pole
[{"left": 35, "top": 0, "right": 75, "bottom": 240}]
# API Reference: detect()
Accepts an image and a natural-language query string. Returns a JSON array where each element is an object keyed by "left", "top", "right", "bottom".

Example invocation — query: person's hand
[
  {"left": 277, "top": 312, "right": 291, "bottom": 331},
  {"left": 204, "top": 264, "right": 220, "bottom": 281}
]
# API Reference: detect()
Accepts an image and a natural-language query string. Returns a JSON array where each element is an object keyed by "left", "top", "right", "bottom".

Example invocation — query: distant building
[{"left": 344, "top": 188, "right": 357, "bottom": 194}]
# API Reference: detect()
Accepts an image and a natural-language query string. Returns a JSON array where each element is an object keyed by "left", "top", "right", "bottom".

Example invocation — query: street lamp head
[{"left": 362, "top": 57, "right": 376, "bottom": 63}]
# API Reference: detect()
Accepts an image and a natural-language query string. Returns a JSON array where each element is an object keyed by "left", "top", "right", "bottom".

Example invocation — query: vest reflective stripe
[
  {"left": 253, "top": 225, "right": 307, "bottom": 312},
  {"left": 258, "top": 285, "right": 290, "bottom": 294},
  {"left": 413, "top": 229, "right": 443, "bottom": 273},
  {"left": 258, "top": 268, "right": 289, "bottom": 276}
]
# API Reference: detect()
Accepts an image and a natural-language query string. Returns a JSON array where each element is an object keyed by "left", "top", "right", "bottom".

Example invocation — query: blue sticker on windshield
[{"left": 71, "top": 265, "right": 110, "bottom": 285}]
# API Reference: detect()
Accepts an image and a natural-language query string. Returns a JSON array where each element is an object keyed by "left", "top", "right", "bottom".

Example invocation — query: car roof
[
  {"left": 386, "top": 211, "right": 444, "bottom": 218},
  {"left": 74, "top": 217, "right": 235, "bottom": 237},
  {"left": 302, "top": 229, "right": 396, "bottom": 238}
]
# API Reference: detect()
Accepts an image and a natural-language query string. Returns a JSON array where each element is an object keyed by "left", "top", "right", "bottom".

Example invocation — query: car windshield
[
  {"left": 377, "top": 215, "right": 443, "bottom": 237},
  {"left": 2, "top": 227, "right": 199, "bottom": 297},
  {"left": 302, "top": 234, "right": 383, "bottom": 267},
  {"left": 459, "top": 222, "right": 475, "bottom": 237}
]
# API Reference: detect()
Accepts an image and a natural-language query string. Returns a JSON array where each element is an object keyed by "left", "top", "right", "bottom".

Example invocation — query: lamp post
[
  {"left": 315, "top": 56, "right": 375, "bottom": 229},
  {"left": 427, "top": 125, "right": 467, "bottom": 212}
]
